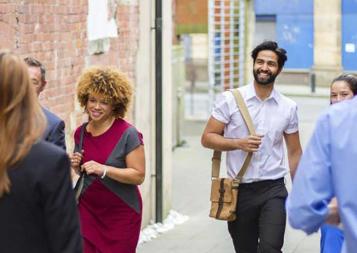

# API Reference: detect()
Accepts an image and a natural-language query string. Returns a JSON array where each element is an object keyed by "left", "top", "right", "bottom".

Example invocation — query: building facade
[
  {"left": 0, "top": 0, "right": 173, "bottom": 227},
  {"left": 253, "top": 0, "right": 357, "bottom": 86}
]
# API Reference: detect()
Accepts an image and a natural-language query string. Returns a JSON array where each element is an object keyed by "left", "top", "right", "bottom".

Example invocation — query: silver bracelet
[{"left": 101, "top": 166, "right": 108, "bottom": 179}]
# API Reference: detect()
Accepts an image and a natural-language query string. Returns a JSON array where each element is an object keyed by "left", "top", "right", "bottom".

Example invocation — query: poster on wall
[{"left": 345, "top": 43, "right": 356, "bottom": 53}]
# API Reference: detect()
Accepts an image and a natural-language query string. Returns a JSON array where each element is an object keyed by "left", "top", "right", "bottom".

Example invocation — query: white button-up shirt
[{"left": 212, "top": 84, "right": 299, "bottom": 183}]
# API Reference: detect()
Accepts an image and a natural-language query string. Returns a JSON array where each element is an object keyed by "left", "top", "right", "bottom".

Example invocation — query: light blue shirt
[{"left": 287, "top": 96, "right": 357, "bottom": 253}]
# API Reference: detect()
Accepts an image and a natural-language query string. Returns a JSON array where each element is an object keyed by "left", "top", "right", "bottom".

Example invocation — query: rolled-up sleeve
[
  {"left": 286, "top": 113, "right": 333, "bottom": 234},
  {"left": 285, "top": 104, "right": 299, "bottom": 134},
  {"left": 212, "top": 92, "right": 232, "bottom": 124}
]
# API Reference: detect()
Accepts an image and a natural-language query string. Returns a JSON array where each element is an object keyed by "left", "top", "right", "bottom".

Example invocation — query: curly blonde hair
[{"left": 77, "top": 67, "right": 133, "bottom": 118}]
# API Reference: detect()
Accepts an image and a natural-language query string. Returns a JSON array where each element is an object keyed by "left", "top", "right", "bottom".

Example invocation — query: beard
[{"left": 253, "top": 69, "right": 278, "bottom": 85}]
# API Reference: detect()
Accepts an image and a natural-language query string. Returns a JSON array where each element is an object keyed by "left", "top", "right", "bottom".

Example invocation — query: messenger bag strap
[
  {"left": 211, "top": 150, "right": 221, "bottom": 178},
  {"left": 231, "top": 89, "right": 255, "bottom": 181},
  {"left": 211, "top": 89, "right": 255, "bottom": 181}
]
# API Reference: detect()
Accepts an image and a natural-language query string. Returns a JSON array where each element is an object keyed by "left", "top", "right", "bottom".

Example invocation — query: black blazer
[
  {"left": 0, "top": 141, "right": 82, "bottom": 253},
  {"left": 43, "top": 108, "right": 66, "bottom": 151}
]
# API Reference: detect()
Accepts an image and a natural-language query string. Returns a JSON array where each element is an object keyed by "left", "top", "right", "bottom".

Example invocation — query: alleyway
[{"left": 138, "top": 94, "right": 329, "bottom": 253}]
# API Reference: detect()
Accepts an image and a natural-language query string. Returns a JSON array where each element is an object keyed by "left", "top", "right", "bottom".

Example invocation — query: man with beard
[{"left": 201, "top": 40, "right": 302, "bottom": 253}]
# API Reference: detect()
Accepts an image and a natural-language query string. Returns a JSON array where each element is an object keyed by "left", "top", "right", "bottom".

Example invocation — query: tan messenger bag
[{"left": 209, "top": 89, "right": 256, "bottom": 221}]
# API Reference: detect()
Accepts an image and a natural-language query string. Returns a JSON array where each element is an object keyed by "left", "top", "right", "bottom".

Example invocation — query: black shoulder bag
[{"left": 73, "top": 123, "right": 87, "bottom": 203}]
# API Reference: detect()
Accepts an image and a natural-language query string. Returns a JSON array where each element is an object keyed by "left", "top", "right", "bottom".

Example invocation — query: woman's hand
[
  {"left": 79, "top": 145, "right": 145, "bottom": 184},
  {"left": 69, "top": 151, "right": 83, "bottom": 174},
  {"left": 81, "top": 160, "right": 106, "bottom": 177}
]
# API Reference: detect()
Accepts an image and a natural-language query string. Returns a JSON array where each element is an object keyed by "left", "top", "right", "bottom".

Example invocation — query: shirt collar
[
  {"left": 246, "top": 83, "right": 257, "bottom": 101},
  {"left": 247, "top": 83, "right": 281, "bottom": 104},
  {"left": 269, "top": 88, "right": 281, "bottom": 104}
]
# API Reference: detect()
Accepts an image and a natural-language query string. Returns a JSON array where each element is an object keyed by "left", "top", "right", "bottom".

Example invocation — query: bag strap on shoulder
[
  {"left": 211, "top": 89, "right": 255, "bottom": 182},
  {"left": 74, "top": 122, "right": 88, "bottom": 202},
  {"left": 74, "top": 122, "right": 87, "bottom": 153},
  {"left": 78, "top": 123, "right": 86, "bottom": 151}
]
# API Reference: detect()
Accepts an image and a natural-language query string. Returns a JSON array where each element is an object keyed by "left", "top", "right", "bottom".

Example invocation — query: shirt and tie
[
  {"left": 287, "top": 96, "right": 357, "bottom": 253},
  {"left": 212, "top": 83, "right": 299, "bottom": 183}
]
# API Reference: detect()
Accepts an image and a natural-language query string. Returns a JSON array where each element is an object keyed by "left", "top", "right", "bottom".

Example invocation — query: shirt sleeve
[
  {"left": 212, "top": 91, "right": 233, "bottom": 124},
  {"left": 286, "top": 112, "right": 333, "bottom": 234},
  {"left": 125, "top": 127, "right": 144, "bottom": 155},
  {"left": 284, "top": 103, "right": 299, "bottom": 134}
]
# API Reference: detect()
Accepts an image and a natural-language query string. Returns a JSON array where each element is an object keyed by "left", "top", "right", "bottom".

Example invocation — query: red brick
[{"left": 0, "top": 0, "right": 139, "bottom": 144}]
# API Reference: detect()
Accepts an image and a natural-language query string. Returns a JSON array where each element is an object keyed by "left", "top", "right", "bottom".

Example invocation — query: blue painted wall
[
  {"left": 255, "top": 0, "right": 314, "bottom": 69},
  {"left": 342, "top": 0, "right": 357, "bottom": 70},
  {"left": 255, "top": 0, "right": 313, "bottom": 15}
]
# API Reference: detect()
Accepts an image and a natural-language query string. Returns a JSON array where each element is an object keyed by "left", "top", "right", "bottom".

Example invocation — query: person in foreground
[
  {"left": 0, "top": 51, "right": 82, "bottom": 253},
  {"left": 70, "top": 66, "right": 146, "bottom": 253},
  {"left": 286, "top": 82, "right": 357, "bottom": 253},
  {"left": 24, "top": 56, "right": 66, "bottom": 150},
  {"left": 201, "top": 40, "right": 302, "bottom": 253},
  {"left": 319, "top": 74, "right": 357, "bottom": 253}
]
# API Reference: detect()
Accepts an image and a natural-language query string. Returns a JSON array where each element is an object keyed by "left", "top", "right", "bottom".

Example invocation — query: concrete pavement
[{"left": 138, "top": 92, "right": 329, "bottom": 253}]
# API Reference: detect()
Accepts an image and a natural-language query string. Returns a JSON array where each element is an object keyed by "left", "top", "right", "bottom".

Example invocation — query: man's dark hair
[
  {"left": 251, "top": 41, "right": 287, "bottom": 70},
  {"left": 23, "top": 57, "right": 46, "bottom": 83},
  {"left": 332, "top": 73, "right": 357, "bottom": 95}
]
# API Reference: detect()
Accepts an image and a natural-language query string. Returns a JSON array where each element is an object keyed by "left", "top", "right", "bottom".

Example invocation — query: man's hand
[
  {"left": 325, "top": 198, "right": 340, "bottom": 225},
  {"left": 236, "top": 134, "right": 263, "bottom": 152},
  {"left": 202, "top": 117, "right": 263, "bottom": 152}
]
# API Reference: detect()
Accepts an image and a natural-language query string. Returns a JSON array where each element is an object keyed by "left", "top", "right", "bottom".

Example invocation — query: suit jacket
[
  {"left": 0, "top": 141, "right": 82, "bottom": 253},
  {"left": 43, "top": 108, "right": 66, "bottom": 150}
]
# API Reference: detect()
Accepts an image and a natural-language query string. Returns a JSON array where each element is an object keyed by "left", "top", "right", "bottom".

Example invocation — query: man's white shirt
[{"left": 212, "top": 83, "right": 299, "bottom": 183}]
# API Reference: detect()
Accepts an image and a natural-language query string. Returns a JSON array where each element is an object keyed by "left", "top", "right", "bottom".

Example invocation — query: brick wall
[
  {"left": 0, "top": 1, "right": 139, "bottom": 149},
  {"left": 175, "top": 0, "right": 208, "bottom": 34}
]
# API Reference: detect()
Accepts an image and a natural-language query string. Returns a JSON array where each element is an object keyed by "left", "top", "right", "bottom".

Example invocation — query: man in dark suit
[{"left": 24, "top": 57, "right": 66, "bottom": 150}]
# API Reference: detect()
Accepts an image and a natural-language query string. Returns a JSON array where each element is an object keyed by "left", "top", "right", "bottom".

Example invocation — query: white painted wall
[
  {"left": 135, "top": 0, "right": 173, "bottom": 226},
  {"left": 135, "top": 0, "right": 155, "bottom": 226},
  {"left": 162, "top": 0, "right": 173, "bottom": 218}
]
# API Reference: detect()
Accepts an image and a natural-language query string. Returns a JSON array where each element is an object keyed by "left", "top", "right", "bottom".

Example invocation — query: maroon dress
[{"left": 74, "top": 118, "right": 143, "bottom": 253}]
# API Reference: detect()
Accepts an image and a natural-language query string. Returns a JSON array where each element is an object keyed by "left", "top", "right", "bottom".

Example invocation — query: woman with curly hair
[{"left": 70, "top": 66, "right": 145, "bottom": 253}]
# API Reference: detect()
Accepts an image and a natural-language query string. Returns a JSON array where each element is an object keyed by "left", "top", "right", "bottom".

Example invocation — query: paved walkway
[
  {"left": 138, "top": 135, "right": 320, "bottom": 253},
  {"left": 138, "top": 93, "right": 328, "bottom": 253}
]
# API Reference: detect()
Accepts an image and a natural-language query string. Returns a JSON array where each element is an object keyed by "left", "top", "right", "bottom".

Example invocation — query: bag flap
[{"left": 210, "top": 178, "right": 234, "bottom": 203}]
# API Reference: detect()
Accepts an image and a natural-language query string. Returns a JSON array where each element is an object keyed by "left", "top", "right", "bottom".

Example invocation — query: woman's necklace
[{"left": 87, "top": 117, "right": 115, "bottom": 136}]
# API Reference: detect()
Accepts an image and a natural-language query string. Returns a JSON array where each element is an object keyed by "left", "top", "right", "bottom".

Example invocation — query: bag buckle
[
  {"left": 232, "top": 178, "right": 241, "bottom": 188},
  {"left": 219, "top": 188, "right": 225, "bottom": 194}
]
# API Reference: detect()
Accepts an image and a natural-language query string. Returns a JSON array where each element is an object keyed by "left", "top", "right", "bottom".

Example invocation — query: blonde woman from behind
[{"left": 0, "top": 51, "right": 82, "bottom": 253}]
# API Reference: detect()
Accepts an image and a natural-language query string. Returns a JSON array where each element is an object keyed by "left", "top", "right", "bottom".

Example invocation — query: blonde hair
[
  {"left": 0, "top": 51, "right": 46, "bottom": 197},
  {"left": 77, "top": 67, "right": 133, "bottom": 118}
]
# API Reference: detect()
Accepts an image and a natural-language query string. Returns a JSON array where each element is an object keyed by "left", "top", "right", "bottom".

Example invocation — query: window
[{"left": 87, "top": 0, "right": 119, "bottom": 55}]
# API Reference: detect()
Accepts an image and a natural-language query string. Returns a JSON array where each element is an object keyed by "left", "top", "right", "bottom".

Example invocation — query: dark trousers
[{"left": 228, "top": 178, "right": 288, "bottom": 253}]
